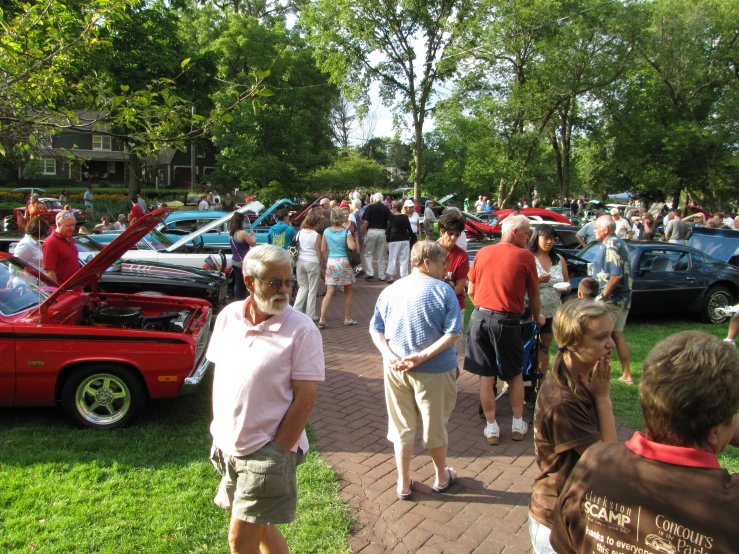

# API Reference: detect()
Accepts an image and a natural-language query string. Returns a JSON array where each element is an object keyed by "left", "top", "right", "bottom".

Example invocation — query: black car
[
  {"left": 563, "top": 240, "right": 739, "bottom": 323},
  {"left": 0, "top": 232, "right": 230, "bottom": 311}
]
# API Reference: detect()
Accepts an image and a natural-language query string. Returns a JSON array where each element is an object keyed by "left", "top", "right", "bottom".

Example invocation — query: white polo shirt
[{"left": 207, "top": 299, "right": 325, "bottom": 457}]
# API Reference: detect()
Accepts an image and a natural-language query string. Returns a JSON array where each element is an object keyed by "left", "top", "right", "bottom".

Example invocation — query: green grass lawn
[
  {"left": 0, "top": 375, "right": 352, "bottom": 554},
  {"left": 463, "top": 297, "right": 739, "bottom": 473}
]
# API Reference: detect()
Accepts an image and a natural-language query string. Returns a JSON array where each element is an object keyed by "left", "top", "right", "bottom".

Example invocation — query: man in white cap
[{"left": 610, "top": 207, "right": 632, "bottom": 239}]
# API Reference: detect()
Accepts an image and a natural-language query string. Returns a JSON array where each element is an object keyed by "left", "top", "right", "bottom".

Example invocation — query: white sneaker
[
  {"left": 724, "top": 338, "right": 736, "bottom": 346},
  {"left": 716, "top": 305, "right": 739, "bottom": 317},
  {"left": 484, "top": 422, "right": 500, "bottom": 445},
  {"left": 512, "top": 419, "right": 528, "bottom": 441}
]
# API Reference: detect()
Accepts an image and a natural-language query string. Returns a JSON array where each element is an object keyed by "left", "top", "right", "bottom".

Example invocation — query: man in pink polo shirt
[
  {"left": 207, "top": 245, "right": 324, "bottom": 554},
  {"left": 551, "top": 331, "right": 739, "bottom": 553}
]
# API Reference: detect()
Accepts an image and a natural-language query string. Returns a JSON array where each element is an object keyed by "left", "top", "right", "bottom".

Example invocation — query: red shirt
[
  {"left": 129, "top": 204, "right": 143, "bottom": 223},
  {"left": 42, "top": 230, "right": 80, "bottom": 284},
  {"left": 468, "top": 241, "right": 537, "bottom": 314},
  {"left": 441, "top": 243, "right": 469, "bottom": 309},
  {"left": 414, "top": 202, "right": 421, "bottom": 214}
]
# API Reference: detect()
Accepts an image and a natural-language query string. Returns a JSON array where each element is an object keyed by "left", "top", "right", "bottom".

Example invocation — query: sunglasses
[{"left": 254, "top": 277, "right": 296, "bottom": 290}]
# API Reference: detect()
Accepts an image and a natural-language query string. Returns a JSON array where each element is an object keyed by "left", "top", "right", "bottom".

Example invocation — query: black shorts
[
  {"left": 541, "top": 317, "right": 553, "bottom": 335},
  {"left": 464, "top": 309, "right": 523, "bottom": 381}
]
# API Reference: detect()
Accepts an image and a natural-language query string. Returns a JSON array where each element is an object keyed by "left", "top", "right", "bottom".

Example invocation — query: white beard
[{"left": 252, "top": 289, "right": 289, "bottom": 315}]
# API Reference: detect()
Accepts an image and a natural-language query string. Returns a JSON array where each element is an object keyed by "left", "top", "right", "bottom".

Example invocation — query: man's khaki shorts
[
  {"left": 384, "top": 367, "right": 459, "bottom": 449},
  {"left": 210, "top": 441, "right": 305, "bottom": 524},
  {"left": 604, "top": 302, "right": 629, "bottom": 332}
]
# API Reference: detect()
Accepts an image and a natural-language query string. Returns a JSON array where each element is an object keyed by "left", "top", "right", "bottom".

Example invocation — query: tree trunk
[
  {"left": 550, "top": 130, "right": 563, "bottom": 201},
  {"left": 128, "top": 152, "right": 142, "bottom": 200},
  {"left": 413, "top": 121, "right": 423, "bottom": 206}
]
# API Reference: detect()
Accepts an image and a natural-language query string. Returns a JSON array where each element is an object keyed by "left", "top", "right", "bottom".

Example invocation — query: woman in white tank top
[{"left": 293, "top": 211, "right": 323, "bottom": 320}]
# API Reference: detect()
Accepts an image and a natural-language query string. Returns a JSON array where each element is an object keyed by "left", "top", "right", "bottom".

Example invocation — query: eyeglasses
[{"left": 254, "top": 277, "right": 296, "bottom": 290}]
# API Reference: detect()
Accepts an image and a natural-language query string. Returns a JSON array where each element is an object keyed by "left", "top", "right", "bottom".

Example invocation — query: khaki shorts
[
  {"left": 604, "top": 302, "right": 629, "bottom": 332},
  {"left": 384, "top": 367, "right": 459, "bottom": 449},
  {"left": 210, "top": 441, "right": 305, "bottom": 524}
]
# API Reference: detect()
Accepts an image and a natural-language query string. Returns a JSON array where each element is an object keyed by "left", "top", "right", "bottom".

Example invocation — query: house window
[
  {"left": 42, "top": 158, "right": 56, "bottom": 175},
  {"left": 107, "top": 162, "right": 116, "bottom": 174},
  {"left": 93, "top": 135, "right": 111, "bottom": 151}
]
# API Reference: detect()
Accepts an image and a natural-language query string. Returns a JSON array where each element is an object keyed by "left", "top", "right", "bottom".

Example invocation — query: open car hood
[
  {"left": 165, "top": 198, "right": 297, "bottom": 252},
  {"left": 166, "top": 201, "right": 265, "bottom": 252},
  {"left": 41, "top": 208, "right": 174, "bottom": 309},
  {"left": 687, "top": 227, "right": 739, "bottom": 263}
]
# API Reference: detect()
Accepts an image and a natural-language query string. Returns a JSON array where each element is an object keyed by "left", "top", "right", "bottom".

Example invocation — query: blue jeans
[
  {"left": 232, "top": 264, "right": 247, "bottom": 300},
  {"left": 528, "top": 514, "right": 555, "bottom": 554}
]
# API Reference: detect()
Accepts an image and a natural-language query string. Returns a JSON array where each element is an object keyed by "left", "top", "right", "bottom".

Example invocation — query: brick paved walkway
[{"left": 311, "top": 279, "right": 632, "bottom": 553}]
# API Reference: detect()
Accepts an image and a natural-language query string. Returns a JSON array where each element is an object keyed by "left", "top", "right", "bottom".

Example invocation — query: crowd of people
[{"left": 207, "top": 188, "right": 739, "bottom": 554}]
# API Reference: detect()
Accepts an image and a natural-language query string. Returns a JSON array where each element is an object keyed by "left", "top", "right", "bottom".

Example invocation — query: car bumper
[{"left": 181, "top": 354, "right": 210, "bottom": 396}]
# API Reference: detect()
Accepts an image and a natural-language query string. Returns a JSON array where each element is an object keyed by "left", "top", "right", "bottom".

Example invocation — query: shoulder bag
[
  {"left": 288, "top": 230, "right": 301, "bottom": 263},
  {"left": 345, "top": 230, "right": 361, "bottom": 268}
]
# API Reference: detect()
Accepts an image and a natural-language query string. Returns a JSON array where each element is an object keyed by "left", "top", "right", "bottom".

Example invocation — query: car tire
[
  {"left": 701, "top": 285, "right": 733, "bottom": 324},
  {"left": 61, "top": 365, "right": 145, "bottom": 429}
]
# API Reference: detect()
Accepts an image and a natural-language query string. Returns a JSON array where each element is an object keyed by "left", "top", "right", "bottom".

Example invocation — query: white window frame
[
  {"left": 41, "top": 158, "right": 56, "bottom": 175},
  {"left": 93, "top": 135, "right": 112, "bottom": 151}
]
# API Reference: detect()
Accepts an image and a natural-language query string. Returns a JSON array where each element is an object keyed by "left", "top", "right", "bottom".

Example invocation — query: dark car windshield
[
  {"left": 0, "top": 257, "right": 51, "bottom": 315},
  {"left": 74, "top": 235, "right": 104, "bottom": 253},
  {"left": 146, "top": 229, "right": 174, "bottom": 251}
]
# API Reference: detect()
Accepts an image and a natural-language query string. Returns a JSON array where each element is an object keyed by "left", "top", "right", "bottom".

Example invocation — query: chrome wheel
[
  {"left": 704, "top": 286, "right": 732, "bottom": 323},
  {"left": 74, "top": 373, "right": 132, "bottom": 426}
]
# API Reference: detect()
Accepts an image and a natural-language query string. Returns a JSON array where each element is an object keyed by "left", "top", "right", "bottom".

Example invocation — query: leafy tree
[
  {"left": 301, "top": 0, "right": 473, "bottom": 203},
  {"left": 305, "top": 150, "right": 384, "bottom": 198},
  {"left": 0, "top": 0, "right": 267, "bottom": 197},
  {"left": 586, "top": 0, "right": 739, "bottom": 209},
  {"left": 182, "top": 10, "right": 336, "bottom": 198}
]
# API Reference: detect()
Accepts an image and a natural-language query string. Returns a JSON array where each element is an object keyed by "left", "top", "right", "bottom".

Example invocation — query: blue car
[
  {"left": 157, "top": 210, "right": 254, "bottom": 249},
  {"left": 93, "top": 199, "right": 297, "bottom": 252}
]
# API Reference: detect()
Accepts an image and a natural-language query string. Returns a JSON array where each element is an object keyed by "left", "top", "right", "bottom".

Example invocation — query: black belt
[{"left": 476, "top": 307, "right": 522, "bottom": 318}]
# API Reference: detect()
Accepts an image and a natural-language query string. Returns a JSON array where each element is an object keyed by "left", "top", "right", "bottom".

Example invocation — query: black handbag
[
  {"left": 345, "top": 231, "right": 361, "bottom": 267},
  {"left": 288, "top": 230, "right": 300, "bottom": 262}
]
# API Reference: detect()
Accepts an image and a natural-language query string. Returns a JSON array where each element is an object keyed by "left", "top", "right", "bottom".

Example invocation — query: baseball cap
[
  {"left": 403, "top": 199, "right": 415, "bottom": 208},
  {"left": 320, "top": 197, "right": 330, "bottom": 205}
]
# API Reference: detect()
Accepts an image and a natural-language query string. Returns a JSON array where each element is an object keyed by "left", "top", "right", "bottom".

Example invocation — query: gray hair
[
  {"left": 329, "top": 207, "right": 345, "bottom": 226},
  {"left": 501, "top": 214, "right": 529, "bottom": 235},
  {"left": 595, "top": 215, "right": 616, "bottom": 233},
  {"left": 410, "top": 241, "right": 447, "bottom": 267},
  {"left": 372, "top": 192, "right": 384, "bottom": 203},
  {"left": 56, "top": 211, "right": 76, "bottom": 224},
  {"left": 352, "top": 198, "right": 362, "bottom": 209},
  {"left": 244, "top": 244, "right": 293, "bottom": 278}
]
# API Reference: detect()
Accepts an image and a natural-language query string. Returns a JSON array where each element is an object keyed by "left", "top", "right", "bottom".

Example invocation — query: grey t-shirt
[{"left": 665, "top": 218, "right": 689, "bottom": 241}]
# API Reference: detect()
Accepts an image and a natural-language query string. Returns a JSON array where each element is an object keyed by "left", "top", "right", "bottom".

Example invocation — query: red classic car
[
  {"left": 3, "top": 197, "right": 87, "bottom": 232},
  {"left": 483, "top": 208, "right": 573, "bottom": 236},
  {"left": 0, "top": 208, "right": 212, "bottom": 429}
]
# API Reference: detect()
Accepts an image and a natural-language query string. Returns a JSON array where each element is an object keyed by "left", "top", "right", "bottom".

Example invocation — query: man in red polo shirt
[
  {"left": 551, "top": 331, "right": 739, "bottom": 553},
  {"left": 129, "top": 197, "right": 143, "bottom": 225},
  {"left": 42, "top": 211, "right": 80, "bottom": 284},
  {"left": 465, "top": 215, "right": 544, "bottom": 445}
]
